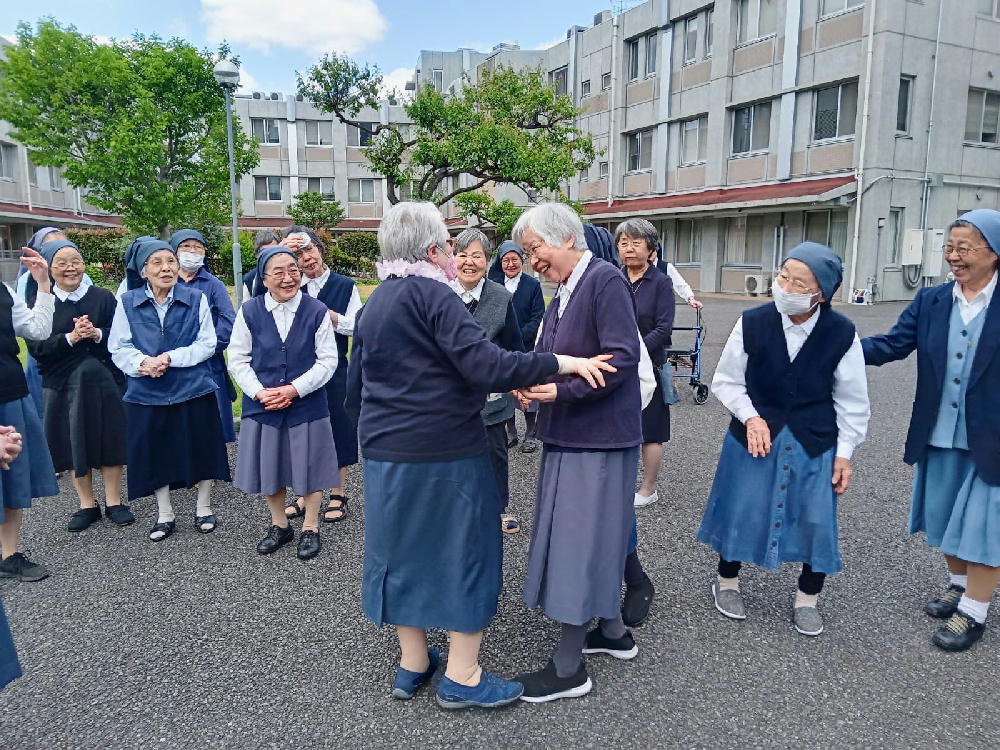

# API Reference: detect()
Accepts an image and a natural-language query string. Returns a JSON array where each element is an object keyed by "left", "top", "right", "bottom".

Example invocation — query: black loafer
[
  {"left": 149, "top": 521, "right": 176, "bottom": 542},
  {"left": 257, "top": 524, "right": 294, "bottom": 555},
  {"left": 68, "top": 506, "right": 102, "bottom": 532},
  {"left": 925, "top": 584, "right": 965, "bottom": 619},
  {"left": 195, "top": 514, "right": 218, "bottom": 534},
  {"left": 932, "top": 611, "right": 986, "bottom": 652},
  {"left": 105, "top": 504, "right": 135, "bottom": 527},
  {"left": 297, "top": 530, "right": 322, "bottom": 560},
  {"left": 622, "top": 574, "right": 655, "bottom": 627}
]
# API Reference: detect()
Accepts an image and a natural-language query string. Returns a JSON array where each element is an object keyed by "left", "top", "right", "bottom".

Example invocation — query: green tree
[
  {"left": 455, "top": 191, "right": 586, "bottom": 241},
  {"left": 287, "top": 190, "right": 346, "bottom": 233},
  {"left": 0, "top": 20, "right": 259, "bottom": 238},
  {"left": 296, "top": 55, "right": 596, "bottom": 206}
]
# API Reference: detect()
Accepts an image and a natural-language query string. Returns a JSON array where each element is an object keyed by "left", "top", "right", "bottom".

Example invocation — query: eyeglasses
[
  {"left": 51, "top": 260, "right": 85, "bottom": 270},
  {"left": 777, "top": 271, "right": 819, "bottom": 294},
  {"left": 942, "top": 244, "right": 990, "bottom": 257},
  {"left": 266, "top": 268, "right": 301, "bottom": 279},
  {"left": 616, "top": 239, "right": 649, "bottom": 250}
]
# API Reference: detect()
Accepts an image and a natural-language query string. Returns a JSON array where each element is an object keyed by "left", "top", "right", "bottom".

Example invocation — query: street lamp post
[{"left": 213, "top": 59, "right": 243, "bottom": 307}]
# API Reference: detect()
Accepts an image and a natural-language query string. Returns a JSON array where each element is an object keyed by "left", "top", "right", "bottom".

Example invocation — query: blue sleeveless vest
[{"left": 314, "top": 271, "right": 355, "bottom": 371}]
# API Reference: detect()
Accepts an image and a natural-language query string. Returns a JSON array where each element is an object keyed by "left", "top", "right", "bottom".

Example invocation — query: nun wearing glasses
[{"left": 698, "top": 242, "right": 870, "bottom": 638}]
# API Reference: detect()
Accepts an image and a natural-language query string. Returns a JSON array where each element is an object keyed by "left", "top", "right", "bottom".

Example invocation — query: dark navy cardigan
[
  {"left": 345, "top": 275, "right": 559, "bottom": 463},
  {"left": 631, "top": 263, "right": 675, "bottom": 367},
  {"left": 862, "top": 282, "right": 1000, "bottom": 485},
  {"left": 534, "top": 257, "right": 643, "bottom": 450}
]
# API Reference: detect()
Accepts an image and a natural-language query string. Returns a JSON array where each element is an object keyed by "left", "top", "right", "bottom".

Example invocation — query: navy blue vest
[
  {"left": 120, "top": 285, "right": 217, "bottom": 406},
  {"left": 730, "top": 303, "right": 855, "bottom": 458},
  {"left": 313, "top": 270, "right": 355, "bottom": 372},
  {"left": 0, "top": 284, "right": 28, "bottom": 404},
  {"left": 240, "top": 294, "right": 330, "bottom": 428}
]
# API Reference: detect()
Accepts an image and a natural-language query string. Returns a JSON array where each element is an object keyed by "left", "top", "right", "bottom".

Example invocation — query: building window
[
  {"left": 49, "top": 167, "right": 62, "bottom": 191},
  {"left": 304, "top": 120, "right": 333, "bottom": 146},
  {"left": 601, "top": 72, "right": 612, "bottom": 90},
  {"left": 26, "top": 154, "right": 38, "bottom": 186},
  {"left": 805, "top": 210, "right": 850, "bottom": 255},
  {"left": 579, "top": 167, "right": 589, "bottom": 181},
  {"left": 0, "top": 225, "right": 12, "bottom": 261},
  {"left": 896, "top": 76, "right": 913, "bottom": 133},
  {"left": 813, "top": 81, "right": 858, "bottom": 141},
  {"left": 251, "top": 118, "right": 280, "bottom": 144},
  {"left": 676, "top": 219, "right": 702, "bottom": 264},
  {"left": 626, "top": 129, "right": 654, "bottom": 172},
  {"left": 965, "top": 88, "right": 1000, "bottom": 144},
  {"left": 599, "top": 161, "right": 609, "bottom": 178},
  {"left": 737, "top": 0, "right": 778, "bottom": 44},
  {"left": 432, "top": 69, "right": 444, "bottom": 92},
  {"left": 581, "top": 79, "right": 591, "bottom": 97},
  {"left": 705, "top": 9, "right": 714, "bottom": 57},
  {"left": 304, "top": 177, "right": 336, "bottom": 201},
  {"left": 724, "top": 215, "right": 767, "bottom": 266},
  {"left": 732, "top": 101, "right": 771, "bottom": 154},
  {"left": 645, "top": 33, "right": 657, "bottom": 76},
  {"left": 627, "top": 39, "right": 640, "bottom": 81},
  {"left": 821, "top": 0, "right": 864, "bottom": 16},
  {"left": 683, "top": 17, "right": 698, "bottom": 64},
  {"left": 888, "top": 207, "right": 904, "bottom": 265},
  {"left": 979, "top": 0, "right": 1000, "bottom": 18},
  {"left": 680, "top": 116, "right": 708, "bottom": 164},
  {"left": 549, "top": 67, "right": 568, "bottom": 96},
  {"left": 254, "top": 176, "right": 282, "bottom": 201},
  {"left": 348, "top": 178, "right": 375, "bottom": 203},
  {"left": 347, "top": 122, "right": 377, "bottom": 148}
]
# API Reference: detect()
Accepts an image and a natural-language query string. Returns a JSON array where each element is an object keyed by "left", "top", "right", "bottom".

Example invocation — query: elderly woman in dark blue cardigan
[
  {"left": 108, "top": 240, "right": 231, "bottom": 543},
  {"left": 512, "top": 203, "right": 646, "bottom": 704},
  {"left": 346, "top": 201, "right": 614, "bottom": 710},
  {"left": 863, "top": 209, "right": 1000, "bottom": 653}
]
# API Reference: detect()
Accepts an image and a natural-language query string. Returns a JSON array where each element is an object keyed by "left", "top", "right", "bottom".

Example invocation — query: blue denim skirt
[{"left": 0, "top": 396, "right": 57, "bottom": 524}]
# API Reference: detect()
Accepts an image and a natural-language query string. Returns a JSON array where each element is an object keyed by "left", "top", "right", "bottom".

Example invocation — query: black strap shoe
[
  {"left": 68, "top": 506, "right": 103, "bottom": 532},
  {"left": 932, "top": 611, "right": 985, "bottom": 652},
  {"left": 925, "top": 584, "right": 965, "bottom": 619},
  {"left": 297, "top": 529, "right": 322, "bottom": 560},
  {"left": 256, "top": 524, "right": 294, "bottom": 555},
  {"left": 105, "top": 504, "right": 135, "bottom": 527}
]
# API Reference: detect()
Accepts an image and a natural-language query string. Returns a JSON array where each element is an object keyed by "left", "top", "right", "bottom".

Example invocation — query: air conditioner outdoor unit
[
  {"left": 252, "top": 92, "right": 262, "bottom": 99},
  {"left": 744, "top": 274, "right": 770, "bottom": 296},
  {"left": 269, "top": 92, "right": 279, "bottom": 100}
]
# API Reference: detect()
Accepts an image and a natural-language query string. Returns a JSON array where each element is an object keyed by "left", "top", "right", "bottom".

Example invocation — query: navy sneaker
[
  {"left": 392, "top": 648, "right": 440, "bottom": 699},
  {"left": 436, "top": 669, "right": 523, "bottom": 709}
]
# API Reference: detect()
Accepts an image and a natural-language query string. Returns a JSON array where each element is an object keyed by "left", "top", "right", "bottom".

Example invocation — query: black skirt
[
  {"left": 640, "top": 393, "right": 671, "bottom": 444},
  {"left": 124, "top": 393, "right": 231, "bottom": 501},
  {"left": 42, "top": 359, "right": 127, "bottom": 477}
]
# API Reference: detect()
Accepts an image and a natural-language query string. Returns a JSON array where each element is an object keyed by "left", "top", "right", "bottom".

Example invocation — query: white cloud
[
  {"left": 380, "top": 67, "right": 414, "bottom": 101},
  {"left": 92, "top": 35, "right": 114, "bottom": 46},
  {"left": 237, "top": 69, "right": 260, "bottom": 94},
  {"left": 201, "top": 0, "right": 386, "bottom": 55}
]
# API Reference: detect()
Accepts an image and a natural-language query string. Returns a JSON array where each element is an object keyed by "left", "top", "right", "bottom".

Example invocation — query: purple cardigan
[{"left": 534, "top": 257, "right": 643, "bottom": 450}]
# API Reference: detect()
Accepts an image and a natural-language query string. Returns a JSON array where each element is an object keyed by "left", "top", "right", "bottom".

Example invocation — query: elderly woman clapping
[
  {"left": 346, "top": 201, "right": 615, "bottom": 710},
  {"left": 107, "top": 241, "right": 231, "bottom": 542}
]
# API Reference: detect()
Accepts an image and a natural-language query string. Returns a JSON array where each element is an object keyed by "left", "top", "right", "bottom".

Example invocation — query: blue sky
[{"left": 2, "top": 0, "right": 612, "bottom": 96}]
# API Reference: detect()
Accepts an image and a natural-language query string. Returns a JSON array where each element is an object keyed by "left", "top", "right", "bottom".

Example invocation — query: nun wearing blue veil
[
  {"left": 698, "top": 242, "right": 870, "bottom": 638},
  {"left": 864, "top": 209, "right": 1000, "bottom": 652},
  {"left": 107, "top": 240, "right": 230, "bottom": 543}
]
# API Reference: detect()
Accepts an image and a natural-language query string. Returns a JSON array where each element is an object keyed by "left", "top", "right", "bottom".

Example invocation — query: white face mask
[
  {"left": 177, "top": 251, "right": 204, "bottom": 271},
  {"left": 772, "top": 281, "right": 819, "bottom": 316}
]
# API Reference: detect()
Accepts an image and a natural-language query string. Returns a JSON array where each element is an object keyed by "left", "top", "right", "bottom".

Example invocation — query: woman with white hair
[
  {"left": 346, "top": 201, "right": 614, "bottom": 710},
  {"left": 512, "top": 202, "right": 647, "bottom": 703}
]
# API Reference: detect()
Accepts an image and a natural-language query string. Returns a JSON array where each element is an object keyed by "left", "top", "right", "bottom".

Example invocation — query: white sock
[
  {"left": 717, "top": 575, "right": 740, "bottom": 592},
  {"left": 196, "top": 481, "right": 213, "bottom": 518},
  {"left": 949, "top": 573, "right": 968, "bottom": 589},
  {"left": 957, "top": 595, "right": 989, "bottom": 624},
  {"left": 795, "top": 590, "right": 819, "bottom": 609},
  {"left": 155, "top": 485, "right": 174, "bottom": 524}
]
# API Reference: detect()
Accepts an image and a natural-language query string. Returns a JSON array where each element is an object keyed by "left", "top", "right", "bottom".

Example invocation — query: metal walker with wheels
[{"left": 665, "top": 307, "right": 709, "bottom": 404}]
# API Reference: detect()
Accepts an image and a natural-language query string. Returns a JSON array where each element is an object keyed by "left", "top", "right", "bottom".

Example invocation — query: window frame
[
  {"left": 0, "top": 143, "right": 18, "bottom": 181},
  {"left": 626, "top": 39, "right": 640, "bottom": 81},
  {"left": 626, "top": 128, "right": 654, "bottom": 173},
  {"left": 676, "top": 218, "right": 703, "bottom": 265},
  {"left": 731, "top": 101, "right": 772, "bottom": 155},
  {"left": 683, "top": 16, "right": 698, "bottom": 65},
  {"left": 26, "top": 154, "right": 38, "bottom": 186},
  {"left": 549, "top": 66, "right": 568, "bottom": 97},
  {"left": 348, "top": 178, "right": 375, "bottom": 203},
  {"left": 887, "top": 207, "right": 905, "bottom": 266},
  {"left": 978, "top": 0, "right": 1000, "bottom": 18},
  {"left": 304, "top": 119, "right": 334, "bottom": 146},
  {"left": 644, "top": 32, "right": 657, "bottom": 76},
  {"left": 737, "top": 0, "right": 779, "bottom": 45},
  {"left": 254, "top": 176, "right": 283, "bottom": 202},
  {"left": 965, "top": 88, "right": 1000, "bottom": 144},
  {"left": 820, "top": 0, "right": 864, "bottom": 18},
  {"left": 812, "top": 81, "right": 859, "bottom": 142},
  {"left": 599, "top": 161, "right": 609, "bottom": 178},
  {"left": 48, "top": 166, "right": 63, "bottom": 192},
  {"left": 680, "top": 116, "right": 708, "bottom": 165},
  {"left": 305, "top": 176, "right": 336, "bottom": 201},
  {"left": 705, "top": 9, "right": 714, "bottom": 58},
  {"left": 896, "top": 76, "right": 914, "bottom": 134},
  {"left": 251, "top": 117, "right": 280, "bottom": 145},
  {"left": 581, "top": 79, "right": 591, "bottom": 97},
  {"left": 347, "top": 122, "right": 377, "bottom": 148},
  {"left": 432, "top": 69, "right": 444, "bottom": 92},
  {"left": 601, "top": 72, "right": 612, "bottom": 91}
]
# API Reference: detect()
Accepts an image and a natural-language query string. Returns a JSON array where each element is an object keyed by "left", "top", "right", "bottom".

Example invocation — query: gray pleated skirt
[
  {"left": 234, "top": 416, "right": 339, "bottom": 496},
  {"left": 523, "top": 445, "right": 640, "bottom": 625}
]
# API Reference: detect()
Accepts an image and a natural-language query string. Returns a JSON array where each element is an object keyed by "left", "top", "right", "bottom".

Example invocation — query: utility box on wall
[{"left": 900, "top": 228, "right": 945, "bottom": 278}]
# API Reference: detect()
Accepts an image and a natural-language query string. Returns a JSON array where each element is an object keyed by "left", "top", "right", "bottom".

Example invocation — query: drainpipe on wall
[
  {"left": 920, "top": 0, "right": 944, "bottom": 230},
  {"left": 846, "top": 0, "right": 878, "bottom": 302},
  {"left": 607, "top": 12, "right": 621, "bottom": 208},
  {"left": 20, "top": 148, "right": 32, "bottom": 212}
]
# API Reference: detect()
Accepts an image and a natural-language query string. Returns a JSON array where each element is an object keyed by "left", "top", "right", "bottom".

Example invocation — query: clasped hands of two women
[{"left": 513, "top": 354, "right": 616, "bottom": 408}]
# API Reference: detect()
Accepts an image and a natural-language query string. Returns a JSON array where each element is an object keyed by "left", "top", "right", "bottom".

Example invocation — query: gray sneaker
[
  {"left": 793, "top": 606, "right": 824, "bottom": 636},
  {"left": 712, "top": 582, "right": 746, "bottom": 620}
]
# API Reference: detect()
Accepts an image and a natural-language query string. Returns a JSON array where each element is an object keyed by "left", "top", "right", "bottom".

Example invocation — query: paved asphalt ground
[{"left": 0, "top": 295, "right": 997, "bottom": 750}]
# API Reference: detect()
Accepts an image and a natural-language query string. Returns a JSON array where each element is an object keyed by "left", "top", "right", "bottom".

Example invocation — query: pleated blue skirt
[
  {"left": 0, "top": 595, "right": 21, "bottom": 691},
  {"left": 362, "top": 454, "right": 502, "bottom": 633},
  {"left": 0, "top": 396, "right": 58, "bottom": 524},
  {"left": 910, "top": 446, "right": 1000, "bottom": 566},
  {"left": 697, "top": 429, "right": 841, "bottom": 574}
]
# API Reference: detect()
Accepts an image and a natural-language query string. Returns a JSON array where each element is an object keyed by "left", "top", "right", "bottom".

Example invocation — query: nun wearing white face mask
[
  {"left": 697, "top": 242, "right": 871, "bottom": 638},
  {"left": 170, "top": 229, "right": 237, "bottom": 443}
]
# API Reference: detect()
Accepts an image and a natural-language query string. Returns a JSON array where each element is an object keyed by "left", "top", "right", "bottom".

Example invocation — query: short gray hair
[
  {"left": 512, "top": 202, "right": 586, "bottom": 253},
  {"left": 453, "top": 228, "right": 493, "bottom": 256},
  {"left": 614, "top": 218, "right": 659, "bottom": 255},
  {"left": 253, "top": 229, "right": 282, "bottom": 255},
  {"left": 378, "top": 201, "right": 449, "bottom": 263}
]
